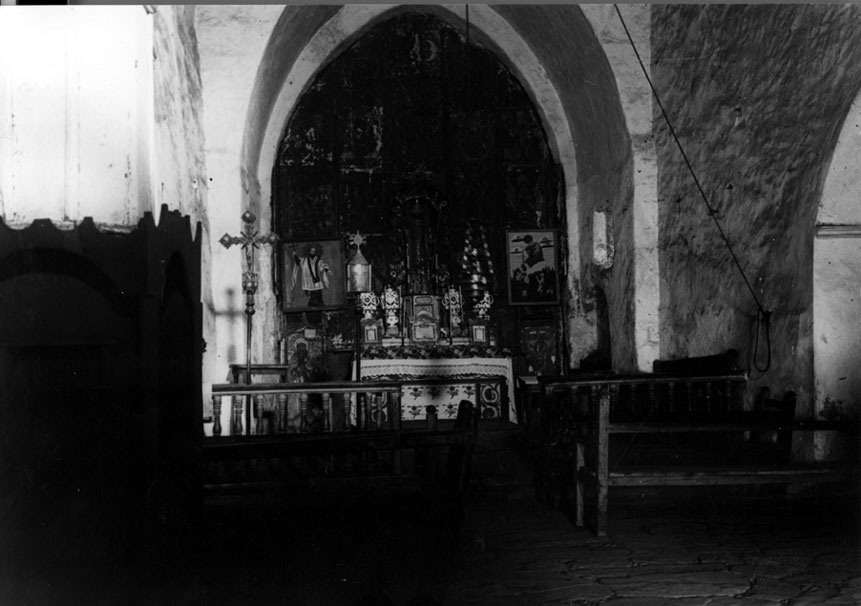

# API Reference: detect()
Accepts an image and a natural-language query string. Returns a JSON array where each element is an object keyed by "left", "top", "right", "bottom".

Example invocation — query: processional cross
[{"left": 219, "top": 211, "right": 279, "bottom": 385}]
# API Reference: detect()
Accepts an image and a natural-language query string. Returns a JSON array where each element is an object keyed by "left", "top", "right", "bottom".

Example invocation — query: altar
[{"left": 355, "top": 357, "right": 516, "bottom": 423}]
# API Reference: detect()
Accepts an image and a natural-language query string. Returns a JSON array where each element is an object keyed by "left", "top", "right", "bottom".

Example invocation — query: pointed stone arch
[{"left": 228, "top": 4, "right": 653, "bottom": 372}]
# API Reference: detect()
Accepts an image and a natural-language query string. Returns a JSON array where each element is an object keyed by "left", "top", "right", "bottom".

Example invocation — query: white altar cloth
[{"left": 355, "top": 357, "right": 516, "bottom": 423}]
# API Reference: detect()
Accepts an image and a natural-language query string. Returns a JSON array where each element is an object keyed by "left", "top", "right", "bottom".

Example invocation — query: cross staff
[{"left": 220, "top": 211, "right": 279, "bottom": 385}]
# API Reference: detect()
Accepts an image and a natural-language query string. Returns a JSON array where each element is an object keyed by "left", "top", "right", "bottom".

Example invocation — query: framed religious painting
[
  {"left": 281, "top": 239, "right": 346, "bottom": 312},
  {"left": 518, "top": 322, "right": 561, "bottom": 376},
  {"left": 470, "top": 322, "right": 488, "bottom": 344},
  {"left": 361, "top": 316, "right": 384, "bottom": 345},
  {"left": 506, "top": 229, "right": 560, "bottom": 305}
]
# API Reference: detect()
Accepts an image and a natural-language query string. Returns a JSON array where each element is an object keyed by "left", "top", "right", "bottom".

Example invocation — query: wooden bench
[{"left": 539, "top": 354, "right": 859, "bottom": 536}]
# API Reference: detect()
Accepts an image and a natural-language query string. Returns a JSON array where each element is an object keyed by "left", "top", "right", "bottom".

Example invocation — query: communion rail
[
  {"left": 208, "top": 380, "right": 404, "bottom": 438},
  {"left": 203, "top": 380, "right": 483, "bottom": 497},
  {"left": 540, "top": 373, "right": 859, "bottom": 536}
]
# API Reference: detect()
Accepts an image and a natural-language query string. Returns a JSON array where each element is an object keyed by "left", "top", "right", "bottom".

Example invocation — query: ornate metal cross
[{"left": 220, "top": 211, "right": 279, "bottom": 385}]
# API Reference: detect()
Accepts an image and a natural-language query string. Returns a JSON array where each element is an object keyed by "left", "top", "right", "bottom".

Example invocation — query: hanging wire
[{"left": 613, "top": 4, "right": 771, "bottom": 373}]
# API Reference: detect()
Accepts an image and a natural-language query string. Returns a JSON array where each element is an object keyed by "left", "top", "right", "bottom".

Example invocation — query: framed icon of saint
[{"left": 281, "top": 239, "right": 346, "bottom": 311}]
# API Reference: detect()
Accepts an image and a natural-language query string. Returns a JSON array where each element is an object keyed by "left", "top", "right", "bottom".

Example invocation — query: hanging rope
[
  {"left": 465, "top": 5, "right": 471, "bottom": 110},
  {"left": 614, "top": 5, "right": 771, "bottom": 373}
]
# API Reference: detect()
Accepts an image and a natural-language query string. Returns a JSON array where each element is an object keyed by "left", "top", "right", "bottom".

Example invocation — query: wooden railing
[
  {"left": 209, "top": 380, "right": 404, "bottom": 437},
  {"left": 540, "top": 372, "right": 749, "bottom": 430},
  {"left": 208, "top": 375, "right": 507, "bottom": 438},
  {"left": 228, "top": 364, "right": 290, "bottom": 385},
  {"left": 202, "top": 378, "right": 491, "bottom": 497}
]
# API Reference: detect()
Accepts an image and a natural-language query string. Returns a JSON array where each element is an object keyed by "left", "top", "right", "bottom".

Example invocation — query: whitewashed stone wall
[
  {"left": 653, "top": 4, "right": 861, "bottom": 440},
  {"left": 0, "top": 7, "right": 154, "bottom": 228},
  {"left": 814, "top": 90, "right": 861, "bottom": 458}
]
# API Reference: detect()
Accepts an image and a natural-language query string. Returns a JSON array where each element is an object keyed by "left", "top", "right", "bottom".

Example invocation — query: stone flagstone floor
[
  {"left": 444, "top": 491, "right": 860, "bottom": 606},
  {"left": 1, "top": 480, "right": 857, "bottom": 605}
]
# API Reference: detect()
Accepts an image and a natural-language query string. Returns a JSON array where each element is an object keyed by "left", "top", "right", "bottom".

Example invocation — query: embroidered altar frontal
[{"left": 356, "top": 357, "right": 516, "bottom": 422}]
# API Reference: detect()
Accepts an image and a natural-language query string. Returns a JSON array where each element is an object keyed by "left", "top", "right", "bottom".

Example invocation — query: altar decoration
[
  {"left": 458, "top": 221, "right": 495, "bottom": 303},
  {"left": 358, "top": 291, "right": 382, "bottom": 344},
  {"left": 356, "top": 356, "right": 516, "bottom": 422},
  {"left": 409, "top": 293, "right": 440, "bottom": 342},
  {"left": 475, "top": 292, "right": 493, "bottom": 320},
  {"left": 470, "top": 291, "right": 494, "bottom": 344},
  {"left": 381, "top": 286, "right": 402, "bottom": 337},
  {"left": 441, "top": 287, "right": 464, "bottom": 337}
]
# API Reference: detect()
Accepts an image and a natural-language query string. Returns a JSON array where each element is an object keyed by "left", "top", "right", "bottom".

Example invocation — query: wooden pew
[{"left": 539, "top": 355, "right": 859, "bottom": 536}]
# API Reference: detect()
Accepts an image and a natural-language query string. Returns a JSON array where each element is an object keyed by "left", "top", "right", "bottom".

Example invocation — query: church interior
[{"left": 0, "top": 4, "right": 859, "bottom": 604}]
